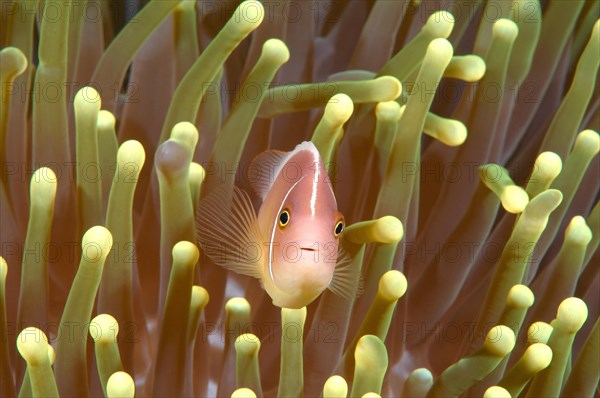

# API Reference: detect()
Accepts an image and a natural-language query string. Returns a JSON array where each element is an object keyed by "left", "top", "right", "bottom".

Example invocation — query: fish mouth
[{"left": 300, "top": 247, "right": 318, "bottom": 252}]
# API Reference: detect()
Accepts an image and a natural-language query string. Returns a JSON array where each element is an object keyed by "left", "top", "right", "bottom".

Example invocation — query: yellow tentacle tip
[
  {"left": 427, "top": 38, "right": 454, "bottom": 64},
  {"left": 226, "top": 297, "right": 251, "bottom": 314},
  {"left": 0, "top": 257, "right": 7, "bottom": 282},
  {"left": 355, "top": 335, "right": 387, "bottom": 368},
  {"left": 231, "top": 387, "right": 257, "bottom": 398},
  {"left": 117, "top": 140, "right": 146, "bottom": 168},
  {"left": 373, "top": 76, "right": 402, "bottom": 101},
  {"left": 484, "top": 386, "right": 511, "bottom": 398},
  {"left": 30, "top": 167, "right": 57, "bottom": 207},
  {"left": 564, "top": 216, "right": 592, "bottom": 246},
  {"left": 81, "top": 226, "right": 113, "bottom": 262},
  {"left": 361, "top": 393, "right": 382, "bottom": 398},
  {"left": 97, "top": 110, "right": 116, "bottom": 130},
  {"left": 555, "top": 297, "right": 588, "bottom": 333},
  {"left": 448, "top": 55, "right": 486, "bottom": 82},
  {"left": 262, "top": 38, "right": 290, "bottom": 66},
  {"left": 326, "top": 93, "right": 354, "bottom": 124},
  {"left": 424, "top": 11, "right": 455, "bottom": 38},
  {"left": 189, "top": 162, "right": 206, "bottom": 183},
  {"left": 74, "top": 86, "right": 102, "bottom": 113},
  {"left": 1, "top": 46, "right": 28, "bottom": 76},
  {"left": 424, "top": 113, "right": 467, "bottom": 146},
  {"left": 172, "top": 241, "right": 200, "bottom": 267},
  {"left": 170, "top": 121, "right": 199, "bottom": 149},
  {"left": 522, "top": 343, "right": 552, "bottom": 373},
  {"left": 534, "top": 151, "right": 562, "bottom": 181},
  {"left": 235, "top": 333, "right": 261, "bottom": 355},
  {"left": 484, "top": 325, "right": 516, "bottom": 357},
  {"left": 373, "top": 216, "right": 404, "bottom": 243},
  {"left": 574, "top": 129, "right": 599, "bottom": 157},
  {"left": 323, "top": 375, "right": 348, "bottom": 398},
  {"left": 344, "top": 216, "right": 403, "bottom": 244},
  {"left": 378, "top": 270, "right": 408, "bottom": 302},
  {"left": 500, "top": 185, "right": 529, "bottom": 214},
  {"left": 525, "top": 189, "right": 562, "bottom": 220},
  {"left": 233, "top": 1, "right": 264, "bottom": 33},
  {"left": 191, "top": 285, "right": 209, "bottom": 309},
  {"left": 492, "top": 19, "right": 519, "bottom": 41},
  {"left": 16, "top": 327, "right": 49, "bottom": 366},
  {"left": 506, "top": 284, "right": 534, "bottom": 308},
  {"left": 90, "top": 314, "right": 119, "bottom": 344},
  {"left": 375, "top": 101, "right": 402, "bottom": 122},
  {"left": 106, "top": 371, "right": 135, "bottom": 398},
  {"left": 527, "top": 322, "right": 553, "bottom": 345}
]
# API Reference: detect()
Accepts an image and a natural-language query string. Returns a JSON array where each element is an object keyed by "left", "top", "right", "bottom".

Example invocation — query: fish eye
[
  {"left": 334, "top": 220, "right": 344, "bottom": 237},
  {"left": 279, "top": 210, "right": 290, "bottom": 227}
]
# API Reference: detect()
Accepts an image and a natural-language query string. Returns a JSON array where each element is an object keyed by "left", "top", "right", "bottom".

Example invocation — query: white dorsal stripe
[
  {"left": 310, "top": 153, "right": 319, "bottom": 216},
  {"left": 268, "top": 141, "right": 321, "bottom": 194}
]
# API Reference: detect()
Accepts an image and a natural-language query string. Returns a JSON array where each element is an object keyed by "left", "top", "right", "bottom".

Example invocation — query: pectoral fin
[
  {"left": 328, "top": 247, "right": 363, "bottom": 299},
  {"left": 196, "top": 184, "right": 263, "bottom": 280}
]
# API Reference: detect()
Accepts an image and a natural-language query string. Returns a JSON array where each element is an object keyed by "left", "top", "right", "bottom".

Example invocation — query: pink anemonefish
[{"left": 196, "top": 141, "right": 359, "bottom": 309}]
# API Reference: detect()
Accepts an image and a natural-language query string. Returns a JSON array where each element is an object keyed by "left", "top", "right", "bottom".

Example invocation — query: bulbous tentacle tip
[
  {"left": 191, "top": 285, "right": 209, "bottom": 308},
  {"left": 427, "top": 38, "right": 454, "bottom": 64},
  {"left": 235, "top": 333, "right": 261, "bottom": 355},
  {"left": 1, "top": 46, "right": 28, "bottom": 76},
  {"left": 117, "top": 140, "right": 146, "bottom": 168},
  {"left": 361, "top": 393, "right": 382, "bottom": 398},
  {"left": 262, "top": 38, "right": 291, "bottom": 65},
  {"left": 522, "top": 343, "right": 553, "bottom": 373},
  {"left": 574, "top": 129, "right": 600, "bottom": 157},
  {"left": 90, "top": 313, "right": 119, "bottom": 344},
  {"left": 107, "top": 371, "right": 135, "bottom": 398},
  {"left": 231, "top": 387, "right": 257, "bottom": 398},
  {"left": 0, "top": 256, "right": 6, "bottom": 282},
  {"left": 373, "top": 76, "right": 403, "bottom": 101},
  {"left": 484, "top": 385, "right": 511, "bottom": 398},
  {"left": 378, "top": 270, "right": 408, "bottom": 302},
  {"left": 506, "top": 284, "right": 534, "bottom": 308},
  {"left": 536, "top": 152, "right": 562, "bottom": 179},
  {"left": 493, "top": 19, "right": 519, "bottom": 42},
  {"left": 373, "top": 216, "right": 404, "bottom": 243},
  {"left": 74, "top": 86, "right": 102, "bottom": 113},
  {"left": 375, "top": 101, "right": 402, "bottom": 122},
  {"left": 323, "top": 375, "right": 347, "bottom": 398},
  {"left": 500, "top": 185, "right": 529, "bottom": 214},
  {"left": 170, "top": 121, "right": 199, "bottom": 149},
  {"left": 97, "top": 110, "right": 116, "bottom": 129},
  {"left": 16, "top": 327, "right": 49, "bottom": 366},
  {"left": 564, "top": 216, "right": 592, "bottom": 246},
  {"left": 424, "top": 11, "right": 455, "bottom": 38},
  {"left": 527, "top": 322, "right": 553, "bottom": 345},
  {"left": 81, "top": 226, "right": 113, "bottom": 262},
  {"left": 29, "top": 168, "right": 57, "bottom": 206},
  {"left": 327, "top": 93, "right": 355, "bottom": 124},
  {"left": 155, "top": 140, "right": 190, "bottom": 177},
  {"left": 232, "top": 0, "right": 265, "bottom": 34},
  {"left": 226, "top": 297, "right": 251, "bottom": 313},
  {"left": 172, "top": 241, "right": 200, "bottom": 266},
  {"left": 484, "top": 325, "right": 516, "bottom": 357},
  {"left": 555, "top": 297, "right": 588, "bottom": 333}
]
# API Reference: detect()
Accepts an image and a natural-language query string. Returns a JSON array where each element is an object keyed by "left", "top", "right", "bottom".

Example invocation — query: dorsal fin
[
  {"left": 247, "top": 149, "right": 288, "bottom": 200},
  {"left": 247, "top": 142, "right": 322, "bottom": 201}
]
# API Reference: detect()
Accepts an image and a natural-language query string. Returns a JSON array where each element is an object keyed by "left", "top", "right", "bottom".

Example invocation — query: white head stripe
[{"left": 268, "top": 175, "right": 306, "bottom": 282}]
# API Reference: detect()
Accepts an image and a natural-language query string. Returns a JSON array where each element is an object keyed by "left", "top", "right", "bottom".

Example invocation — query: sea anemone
[{"left": 1, "top": 0, "right": 598, "bottom": 397}]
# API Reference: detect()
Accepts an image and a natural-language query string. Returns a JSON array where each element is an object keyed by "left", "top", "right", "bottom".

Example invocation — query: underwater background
[{"left": 0, "top": 0, "right": 599, "bottom": 397}]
